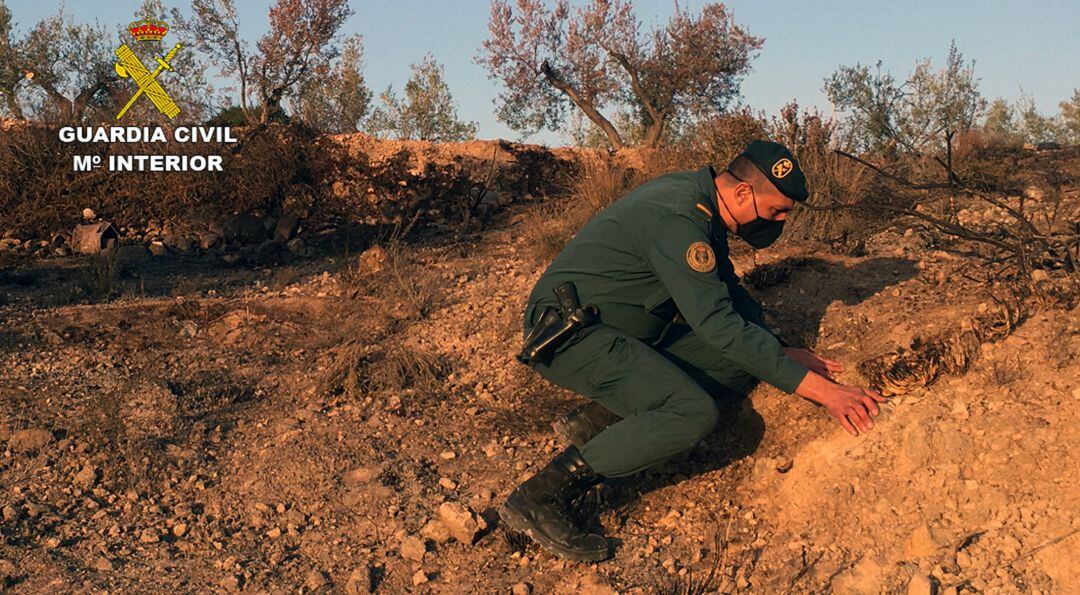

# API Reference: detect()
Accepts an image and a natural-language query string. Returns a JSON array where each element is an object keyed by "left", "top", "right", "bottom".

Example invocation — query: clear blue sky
[{"left": 5, "top": 0, "right": 1078, "bottom": 145}]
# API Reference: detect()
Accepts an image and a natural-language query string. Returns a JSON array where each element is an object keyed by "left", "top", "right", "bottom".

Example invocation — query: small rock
[
  {"left": 139, "top": 528, "right": 160, "bottom": 543},
  {"left": 411, "top": 569, "right": 429, "bottom": 586},
  {"left": 343, "top": 467, "right": 376, "bottom": 485},
  {"left": 82, "top": 208, "right": 96, "bottom": 220},
  {"left": 197, "top": 230, "right": 223, "bottom": 250},
  {"left": 219, "top": 573, "right": 244, "bottom": 592},
  {"left": 420, "top": 519, "right": 451, "bottom": 544},
  {"left": 439, "top": 451, "right": 457, "bottom": 460},
  {"left": 439, "top": 477, "right": 458, "bottom": 490},
  {"left": 438, "top": 502, "right": 485, "bottom": 544},
  {"left": 163, "top": 232, "right": 194, "bottom": 253},
  {"left": 399, "top": 535, "right": 426, "bottom": 561},
  {"left": 8, "top": 428, "right": 53, "bottom": 452},
  {"left": 93, "top": 556, "right": 115, "bottom": 572},
  {"left": 304, "top": 569, "right": 331, "bottom": 591},
  {"left": 172, "top": 522, "right": 188, "bottom": 537},
  {"left": 74, "top": 465, "right": 98, "bottom": 490},
  {"left": 286, "top": 237, "right": 305, "bottom": 255},
  {"left": 512, "top": 581, "right": 532, "bottom": 595},
  {"left": 344, "top": 566, "right": 368, "bottom": 595},
  {"left": 1031, "top": 269, "right": 1050, "bottom": 283},
  {"left": 358, "top": 245, "right": 387, "bottom": 276},
  {"left": 904, "top": 525, "right": 941, "bottom": 558},
  {"left": 148, "top": 241, "right": 168, "bottom": 256}
]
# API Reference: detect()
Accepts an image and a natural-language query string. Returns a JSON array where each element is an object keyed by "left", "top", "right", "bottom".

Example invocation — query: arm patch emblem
[{"left": 685, "top": 241, "right": 716, "bottom": 273}]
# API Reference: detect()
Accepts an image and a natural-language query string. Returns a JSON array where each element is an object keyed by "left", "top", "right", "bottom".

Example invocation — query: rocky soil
[{"left": 0, "top": 142, "right": 1077, "bottom": 594}]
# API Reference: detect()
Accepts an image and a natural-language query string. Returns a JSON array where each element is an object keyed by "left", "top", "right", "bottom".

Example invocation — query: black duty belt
[{"left": 517, "top": 282, "right": 598, "bottom": 366}]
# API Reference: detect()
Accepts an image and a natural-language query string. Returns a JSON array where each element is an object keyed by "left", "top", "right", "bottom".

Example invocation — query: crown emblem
[{"left": 128, "top": 19, "right": 169, "bottom": 42}]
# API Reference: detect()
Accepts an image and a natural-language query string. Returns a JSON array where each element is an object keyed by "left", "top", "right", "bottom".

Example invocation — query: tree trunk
[
  {"left": 235, "top": 41, "right": 251, "bottom": 119},
  {"left": 71, "top": 79, "right": 110, "bottom": 124},
  {"left": 644, "top": 118, "right": 666, "bottom": 148},
  {"left": 260, "top": 86, "right": 285, "bottom": 123},
  {"left": 540, "top": 60, "right": 624, "bottom": 150},
  {"left": 610, "top": 51, "right": 668, "bottom": 149}
]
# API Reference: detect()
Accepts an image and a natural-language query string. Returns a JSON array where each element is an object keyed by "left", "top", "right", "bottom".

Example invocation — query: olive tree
[
  {"left": 367, "top": 54, "right": 477, "bottom": 142},
  {"left": 825, "top": 41, "right": 986, "bottom": 157},
  {"left": 476, "top": 0, "right": 762, "bottom": 149},
  {"left": 11, "top": 8, "right": 117, "bottom": 124},
  {"left": 292, "top": 34, "right": 372, "bottom": 133},
  {"left": 179, "top": 0, "right": 352, "bottom": 123}
]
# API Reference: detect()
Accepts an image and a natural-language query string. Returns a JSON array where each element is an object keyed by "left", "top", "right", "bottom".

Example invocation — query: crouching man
[{"left": 500, "top": 141, "right": 885, "bottom": 561}]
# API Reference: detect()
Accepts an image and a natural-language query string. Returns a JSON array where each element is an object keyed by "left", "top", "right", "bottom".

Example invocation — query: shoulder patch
[{"left": 685, "top": 241, "right": 716, "bottom": 273}]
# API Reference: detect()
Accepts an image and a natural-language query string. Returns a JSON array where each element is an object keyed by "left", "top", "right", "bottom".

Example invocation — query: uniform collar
[{"left": 693, "top": 165, "right": 725, "bottom": 242}]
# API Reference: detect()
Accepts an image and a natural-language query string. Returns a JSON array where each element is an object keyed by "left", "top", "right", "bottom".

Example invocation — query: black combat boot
[
  {"left": 552, "top": 401, "right": 623, "bottom": 449},
  {"left": 499, "top": 446, "right": 611, "bottom": 562}
]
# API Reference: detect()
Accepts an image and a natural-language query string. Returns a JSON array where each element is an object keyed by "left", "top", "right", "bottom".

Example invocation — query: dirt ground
[{"left": 1, "top": 147, "right": 1078, "bottom": 594}]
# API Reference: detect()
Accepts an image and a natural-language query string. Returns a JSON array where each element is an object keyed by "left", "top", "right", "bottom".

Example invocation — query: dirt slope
[{"left": 1, "top": 150, "right": 1078, "bottom": 594}]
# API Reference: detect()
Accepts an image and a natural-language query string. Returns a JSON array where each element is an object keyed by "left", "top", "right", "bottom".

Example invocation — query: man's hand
[
  {"left": 794, "top": 371, "right": 887, "bottom": 436},
  {"left": 783, "top": 347, "right": 844, "bottom": 381}
]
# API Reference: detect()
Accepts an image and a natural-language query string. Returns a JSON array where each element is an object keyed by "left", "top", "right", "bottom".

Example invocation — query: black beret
[{"left": 738, "top": 140, "right": 809, "bottom": 201}]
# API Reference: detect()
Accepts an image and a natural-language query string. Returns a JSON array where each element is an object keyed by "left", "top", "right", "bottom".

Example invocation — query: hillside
[{"left": 0, "top": 136, "right": 1077, "bottom": 593}]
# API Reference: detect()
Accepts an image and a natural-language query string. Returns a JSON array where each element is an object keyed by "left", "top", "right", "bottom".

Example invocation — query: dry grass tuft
[
  {"left": 383, "top": 241, "right": 441, "bottom": 320},
  {"left": 319, "top": 339, "right": 450, "bottom": 406},
  {"left": 365, "top": 342, "right": 451, "bottom": 396},
  {"left": 321, "top": 239, "right": 451, "bottom": 406},
  {"left": 988, "top": 355, "right": 1029, "bottom": 388}
]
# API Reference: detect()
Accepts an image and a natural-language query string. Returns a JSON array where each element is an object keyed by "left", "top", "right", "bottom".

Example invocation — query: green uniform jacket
[{"left": 527, "top": 165, "right": 808, "bottom": 394}]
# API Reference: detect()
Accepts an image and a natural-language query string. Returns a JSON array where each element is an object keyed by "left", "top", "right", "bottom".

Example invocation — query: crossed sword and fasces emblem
[{"left": 114, "top": 43, "right": 182, "bottom": 120}]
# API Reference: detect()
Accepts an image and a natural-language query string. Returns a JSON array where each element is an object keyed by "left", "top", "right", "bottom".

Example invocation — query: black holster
[{"left": 518, "top": 282, "right": 598, "bottom": 366}]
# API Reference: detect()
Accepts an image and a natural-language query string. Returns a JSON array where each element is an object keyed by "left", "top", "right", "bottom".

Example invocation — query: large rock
[
  {"left": 437, "top": 502, "right": 486, "bottom": 545},
  {"left": 197, "top": 230, "right": 223, "bottom": 250},
  {"left": 273, "top": 212, "right": 301, "bottom": 242},
  {"left": 162, "top": 223, "right": 194, "bottom": 253},
  {"left": 222, "top": 214, "right": 268, "bottom": 244},
  {"left": 8, "top": 428, "right": 53, "bottom": 452}
]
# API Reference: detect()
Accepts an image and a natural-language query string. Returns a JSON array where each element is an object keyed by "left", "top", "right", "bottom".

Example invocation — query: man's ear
[{"left": 733, "top": 181, "right": 754, "bottom": 206}]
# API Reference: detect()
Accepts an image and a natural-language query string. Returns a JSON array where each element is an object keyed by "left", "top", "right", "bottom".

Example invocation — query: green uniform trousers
[{"left": 531, "top": 322, "right": 754, "bottom": 478}]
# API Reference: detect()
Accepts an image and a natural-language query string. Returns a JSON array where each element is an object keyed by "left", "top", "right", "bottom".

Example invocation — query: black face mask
[{"left": 718, "top": 172, "right": 784, "bottom": 249}]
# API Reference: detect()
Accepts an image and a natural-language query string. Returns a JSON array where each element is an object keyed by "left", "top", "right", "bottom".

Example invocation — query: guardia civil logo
[
  {"left": 114, "top": 19, "right": 182, "bottom": 120},
  {"left": 771, "top": 158, "right": 793, "bottom": 179}
]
